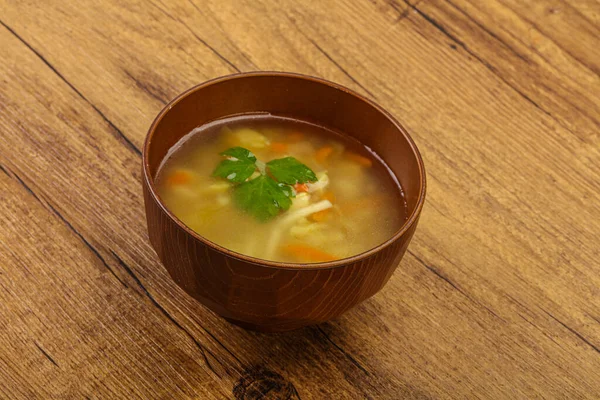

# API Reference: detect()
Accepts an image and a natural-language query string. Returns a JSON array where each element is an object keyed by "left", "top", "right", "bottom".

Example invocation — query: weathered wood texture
[{"left": 0, "top": 0, "right": 598, "bottom": 398}]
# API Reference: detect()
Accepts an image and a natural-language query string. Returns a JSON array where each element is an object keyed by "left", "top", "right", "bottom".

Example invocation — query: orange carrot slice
[
  {"left": 294, "top": 183, "right": 309, "bottom": 193},
  {"left": 167, "top": 170, "right": 192, "bottom": 185},
  {"left": 288, "top": 132, "right": 304, "bottom": 143},
  {"left": 345, "top": 151, "right": 373, "bottom": 167},
  {"left": 316, "top": 146, "right": 334, "bottom": 164},
  {"left": 270, "top": 142, "right": 288, "bottom": 153},
  {"left": 282, "top": 244, "right": 337, "bottom": 262},
  {"left": 310, "top": 209, "right": 331, "bottom": 222}
]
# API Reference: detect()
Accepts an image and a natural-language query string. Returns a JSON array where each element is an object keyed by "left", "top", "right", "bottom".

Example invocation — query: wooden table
[{"left": 1, "top": 0, "right": 598, "bottom": 398}]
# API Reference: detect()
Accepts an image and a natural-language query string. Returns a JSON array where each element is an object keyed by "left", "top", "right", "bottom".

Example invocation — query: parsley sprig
[{"left": 212, "top": 147, "right": 317, "bottom": 221}]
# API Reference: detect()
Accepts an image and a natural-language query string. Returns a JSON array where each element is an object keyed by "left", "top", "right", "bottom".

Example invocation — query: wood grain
[{"left": 1, "top": 0, "right": 599, "bottom": 398}]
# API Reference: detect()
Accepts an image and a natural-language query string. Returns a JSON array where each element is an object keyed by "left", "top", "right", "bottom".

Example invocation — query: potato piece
[
  {"left": 170, "top": 186, "right": 200, "bottom": 198},
  {"left": 230, "top": 128, "right": 270, "bottom": 149},
  {"left": 204, "top": 181, "right": 232, "bottom": 193},
  {"left": 290, "top": 192, "right": 311, "bottom": 210},
  {"left": 163, "top": 169, "right": 201, "bottom": 198},
  {"left": 304, "top": 226, "right": 346, "bottom": 246},
  {"left": 216, "top": 194, "right": 230, "bottom": 206},
  {"left": 288, "top": 141, "right": 315, "bottom": 157},
  {"left": 289, "top": 221, "right": 323, "bottom": 238}
]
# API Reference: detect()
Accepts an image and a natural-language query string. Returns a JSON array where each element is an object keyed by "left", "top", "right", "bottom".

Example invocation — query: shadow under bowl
[{"left": 142, "top": 72, "right": 426, "bottom": 332}]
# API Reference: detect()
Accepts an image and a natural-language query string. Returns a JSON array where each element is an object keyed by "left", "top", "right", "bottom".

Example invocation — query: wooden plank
[
  {"left": 0, "top": 168, "right": 231, "bottom": 399},
  {"left": 497, "top": 0, "right": 599, "bottom": 74},
  {"left": 1, "top": 0, "right": 599, "bottom": 397},
  {"left": 0, "top": 20, "right": 421, "bottom": 399},
  {"left": 414, "top": 0, "right": 600, "bottom": 142}
]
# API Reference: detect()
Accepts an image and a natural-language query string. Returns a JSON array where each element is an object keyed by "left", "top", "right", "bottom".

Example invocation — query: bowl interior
[{"left": 144, "top": 72, "right": 425, "bottom": 266}]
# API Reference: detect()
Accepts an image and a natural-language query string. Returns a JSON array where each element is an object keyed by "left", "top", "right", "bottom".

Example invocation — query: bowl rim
[{"left": 143, "top": 71, "right": 426, "bottom": 270}]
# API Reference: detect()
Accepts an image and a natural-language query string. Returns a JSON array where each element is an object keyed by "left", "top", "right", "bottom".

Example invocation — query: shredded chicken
[
  {"left": 265, "top": 200, "right": 333, "bottom": 258},
  {"left": 307, "top": 171, "right": 329, "bottom": 193}
]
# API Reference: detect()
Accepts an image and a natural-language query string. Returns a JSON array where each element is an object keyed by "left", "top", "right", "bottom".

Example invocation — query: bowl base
[{"left": 224, "top": 317, "right": 308, "bottom": 333}]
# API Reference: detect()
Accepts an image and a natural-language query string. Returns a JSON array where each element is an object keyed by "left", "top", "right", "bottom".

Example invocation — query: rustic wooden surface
[{"left": 0, "top": 0, "right": 598, "bottom": 398}]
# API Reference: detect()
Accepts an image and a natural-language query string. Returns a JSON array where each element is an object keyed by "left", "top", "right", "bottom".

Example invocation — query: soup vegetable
[{"left": 156, "top": 115, "right": 407, "bottom": 263}]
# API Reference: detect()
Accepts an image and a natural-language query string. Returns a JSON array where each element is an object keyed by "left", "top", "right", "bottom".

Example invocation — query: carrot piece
[
  {"left": 345, "top": 151, "right": 373, "bottom": 167},
  {"left": 310, "top": 209, "right": 330, "bottom": 222},
  {"left": 167, "top": 170, "right": 192, "bottom": 185},
  {"left": 294, "top": 183, "right": 309, "bottom": 193},
  {"left": 288, "top": 132, "right": 304, "bottom": 142},
  {"left": 316, "top": 146, "right": 334, "bottom": 164},
  {"left": 270, "top": 142, "right": 288, "bottom": 153},
  {"left": 282, "top": 244, "right": 337, "bottom": 262},
  {"left": 322, "top": 191, "right": 336, "bottom": 204}
]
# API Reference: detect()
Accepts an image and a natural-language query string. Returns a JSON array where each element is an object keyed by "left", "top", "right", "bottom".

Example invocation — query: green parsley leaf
[
  {"left": 221, "top": 147, "right": 257, "bottom": 161},
  {"left": 211, "top": 147, "right": 316, "bottom": 221},
  {"left": 266, "top": 157, "right": 318, "bottom": 185},
  {"left": 233, "top": 175, "right": 293, "bottom": 221},
  {"left": 212, "top": 147, "right": 257, "bottom": 183}
]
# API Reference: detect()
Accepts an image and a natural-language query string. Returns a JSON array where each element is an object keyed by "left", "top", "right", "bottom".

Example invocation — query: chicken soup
[{"left": 155, "top": 114, "right": 407, "bottom": 263}]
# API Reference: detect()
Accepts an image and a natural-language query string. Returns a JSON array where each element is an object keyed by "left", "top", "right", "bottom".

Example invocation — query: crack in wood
[
  {"left": 2, "top": 166, "right": 43, "bottom": 205},
  {"left": 590, "top": 315, "right": 600, "bottom": 325},
  {"left": 531, "top": 65, "right": 599, "bottom": 131},
  {"left": 541, "top": 308, "right": 600, "bottom": 354},
  {"left": 401, "top": 2, "right": 585, "bottom": 140},
  {"left": 0, "top": 20, "right": 141, "bottom": 157},
  {"left": 394, "top": 7, "right": 411, "bottom": 23},
  {"left": 517, "top": 312, "right": 564, "bottom": 349},
  {"left": 186, "top": 0, "right": 204, "bottom": 16},
  {"left": 315, "top": 326, "right": 371, "bottom": 376},
  {"left": 109, "top": 250, "right": 228, "bottom": 378},
  {"left": 149, "top": 0, "right": 240, "bottom": 73},
  {"left": 443, "top": 0, "right": 530, "bottom": 63},
  {"left": 408, "top": 250, "right": 505, "bottom": 321},
  {"left": 0, "top": 164, "right": 128, "bottom": 288},
  {"left": 504, "top": 293, "right": 529, "bottom": 311},
  {"left": 123, "top": 70, "right": 169, "bottom": 105},
  {"left": 306, "top": 37, "right": 377, "bottom": 100},
  {"left": 486, "top": 11, "right": 600, "bottom": 131},
  {"left": 387, "top": 0, "right": 404, "bottom": 14},
  {"left": 182, "top": 24, "right": 241, "bottom": 73},
  {"left": 1, "top": 20, "right": 241, "bottom": 380},
  {"left": 443, "top": 0, "right": 599, "bottom": 136},
  {"left": 292, "top": 385, "right": 302, "bottom": 400},
  {"left": 34, "top": 342, "right": 58, "bottom": 367},
  {"left": 390, "top": 0, "right": 424, "bottom": 25},
  {"left": 410, "top": 250, "right": 464, "bottom": 293},
  {"left": 555, "top": 0, "right": 597, "bottom": 27},
  {"left": 198, "top": 324, "right": 244, "bottom": 368},
  {"left": 5, "top": 161, "right": 235, "bottom": 379},
  {"left": 505, "top": 293, "right": 566, "bottom": 349},
  {"left": 2, "top": 137, "right": 237, "bottom": 382},
  {"left": 498, "top": 1, "right": 599, "bottom": 76},
  {"left": 403, "top": 1, "right": 466, "bottom": 45},
  {"left": 186, "top": 0, "right": 258, "bottom": 69}
]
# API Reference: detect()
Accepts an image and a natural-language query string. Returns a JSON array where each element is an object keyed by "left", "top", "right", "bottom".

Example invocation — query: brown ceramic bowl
[{"left": 142, "top": 72, "right": 426, "bottom": 332}]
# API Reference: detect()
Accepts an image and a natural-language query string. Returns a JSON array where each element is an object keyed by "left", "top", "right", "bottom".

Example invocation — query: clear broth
[{"left": 156, "top": 114, "right": 407, "bottom": 263}]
